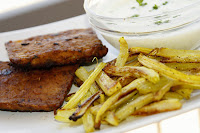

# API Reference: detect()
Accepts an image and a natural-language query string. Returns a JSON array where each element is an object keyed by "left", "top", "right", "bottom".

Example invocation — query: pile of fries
[{"left": 55, "top": 37, "right": 200, "bottom": 132}]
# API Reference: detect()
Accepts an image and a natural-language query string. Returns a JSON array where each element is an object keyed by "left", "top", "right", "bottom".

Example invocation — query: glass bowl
[{"left": 84, "top": 0, "right": 200, "bottom": 50}]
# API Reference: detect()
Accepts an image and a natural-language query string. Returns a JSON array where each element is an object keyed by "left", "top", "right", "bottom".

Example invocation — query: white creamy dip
[
  {"left": 92, "top": 0, "right": 197, "bottom": 18},
  {"left": 85, "top": 0, "right": 200, "bottom": 49}
]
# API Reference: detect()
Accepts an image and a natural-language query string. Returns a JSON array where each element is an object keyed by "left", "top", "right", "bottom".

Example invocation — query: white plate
[{"left": 0, "top": 14, "right": 200, "bottom": 133}]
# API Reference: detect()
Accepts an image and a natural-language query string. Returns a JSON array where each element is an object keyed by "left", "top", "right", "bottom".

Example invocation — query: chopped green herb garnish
[
  {"left": 153, "top": 4, "right": 159, "bottom": 10},
  {"left": 155, "top": 20, "right": 170, "bottom": 25},
  {"left": 155, "top": 20, "right": 162, "bottom": 25},
  {"left": 131, "top": 6, "right": 136, "bottom": 9},
  {"left": 141, "top": 2, "right": 147, "bottom": 6},
  {"left": 136, "top": 0, "right": 143, "bottom": 6},
  {"left": 164, "top": 20, "right": 170, "bottom": 23},
  {"left": 163, "top": 1, "right": 168, "bottom": 5},
  {"left": 136, "top": 0, "right": 147, "bottom": 6},
  {"left": 131, "top": 14, "right": 139, "bottom": 17}
]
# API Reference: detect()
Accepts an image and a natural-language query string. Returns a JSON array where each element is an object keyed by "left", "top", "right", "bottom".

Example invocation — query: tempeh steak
[
  {"left": 0, "top": 61, "right": 78, "bottom": 112},
  {"left": 5, "top": 28, "right": 108, "bottom": 68}
]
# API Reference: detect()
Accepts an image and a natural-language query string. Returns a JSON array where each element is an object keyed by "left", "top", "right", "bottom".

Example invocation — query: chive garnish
[
  {"left": 153, "top": 4, "right": 159, "bottom": 10},
  {"left": 163, "top": 1, "right": 168, "bottom": 5},
  {"left": 131, "top": 14, "right": 139, "bottom": 18},
  {"left": 136, "top": 0, "right": 143, "bottom": 6}
]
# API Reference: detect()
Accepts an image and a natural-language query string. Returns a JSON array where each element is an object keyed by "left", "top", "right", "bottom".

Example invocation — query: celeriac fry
[
  {"left": 81, "top": 91, "right": 93, "bottom": 104},
  {"left": 55, "top": 108, "right": 82, "bottom": 123},
  {"left": 165, "top": 63, "right": 200, "bottom": 71},
  {"left": 69, "top": 91, "right": 102, "bottom": 121},
  {"left": 153, "top": 81, "right": 173, "bottom": 101},
  {"left": 117, "top": 76, "right": 136, "bottom": 87},
  {"left": 137, "top": 76, "right": 170, "bottom": 95},
  {"left": 115, "top": 37, "right": 129, "bottom": 67},
  {"left": 138, "top": 54, "right": 200, "bottom": 86},
  {"left": 127, "top": 54, "right": 138, "bottom": 62},
  {"left": 133, "top": 62, "right": 143, "bottom": 66},
  {"left": 93, "top": 100, "right": 100, "bottom": 106},
  {"left": 95, "top": 78, "right": 145, "bottom": 129},
  {"left": 125, "top": 59, "right": 139, "bottom": 66},
  {"left": 82, "top": 108, "right": 95, "bottom": 133},
  {"left": 133, "top": 99, "right": 182, "bottom": 116},
  {"left": 75, "top": 67, "right": 90, "bottom": 82},
  {"left": 171, "top": 84, "right": 200, "bottom": 90},
  {"left": 110, "top": 90, "right": 139, "bottom": 110},
  {"left": 75, "top": 67, "right": 99, "bottom": 94},
  {"left": 101, "top": 120, "right": 109, "bottom": 125},
  {"left": 104, "top": 65, "right": 160, "bottom": 83},
  {"left": 105, "top": 110, "right": 119, "bottom": 126},
  {"left": 95, "top": 92, "right": 120, "bottom": 129},
  {"left": 115, "top": 93, "right": 154, "bottom": 122},
  {"left": 63, "top": 62, "right": 106, "bottom": 109},
  {"left": 149, "top": 48, "right": 200, "bottom": 63},
  {"left": 172, "top": 87, "right": 193, "bottom": 99},
  {"left": 162, "top": 92, "right": 183, "bottom": 100},
  {"left": 129, "top": 47, "right": 152, "bottom": 55},
  {"left": 90, "top": 104, "right": 102, "bottom": 116},
  {"left": 65, "top": 93, "right": 75, "bottom": 102},
  {"left": 90, "top": 91, "right": 139, "bottom": 116},
  {"left": 182, "top": 69, "right": 200, "bottom": 76},
  {"left": 96, "top": 71, "right": 122, "bottom": 96},
  {"left": 100, "top": 94, "right": 105, "bottom": 104}
]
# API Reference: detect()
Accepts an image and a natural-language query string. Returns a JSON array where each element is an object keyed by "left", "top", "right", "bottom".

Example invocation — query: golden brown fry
[
  {"left": 138, "top": 54, "right": 200, "bottom": 86},
  {"left": 104, "top": 65, "right": 159, "bottom": 83},
  {"left": 172, "top": 87, "right": 193, "bottom": 100},
  {"left": 149, "top": 48, "right": 200, "bottom": 63},
  {"left": 117, "top": 76, "right": 136, "bottom": 87},
  {"left": 115, "top": 93, "right": 154, "bottom": 122},
  {"left": 137, "top": 76, "right": 170, "bottom": 95},
  {"left": 81, "top": 91, "right": 93, "bottom": 104},
  {"left": 110, "top": 90, "right": 139, "bottom": 110},
  {"left": 101, "top": 120, "right": 109, "bottom": 125},
  {"left": 115, "top": 37, "right": 129, "bottom": 67},
  {"left": 96, "top": 71, "right": 122, "bottom": 96},
  {"left": 171, "top": 84, "right": 200, "bottom": 90},
  {"left": 75, "top": 67, "right": 99, "bottom": 94},
  {"left": 90, "top": 91, "right": 139, "bottom": 116},
  {"left": 82, "top": 108, "right": 95, "bottom": 133},
  {"left": 94, "top": 78, "right": 145, "bottom": 129},
  {"left": 55, "top": 108, "right": 82, "bottom": 124},
  {"left": 75, "top": 67, "right": 90, "bottom": 82},
  {"left": 125, "top": 59, "right": 139, "bottom": 66},
  {"left": 94, "top": 92, "right": 120, "bottom": 129},
  {"left": 165, "top": 63, "right": 200, "bottom": 71},
  {"left": 105, "top": 110, "right": 119, "bottom": 126},
  {"left": 153, "top": 81, "right": 173, "bottom": 101},
  {"left": 69, "top": 91, "right": 102, "bottom": 121},
  {"left": 63, "top": 62, "right": 106, "bottom": 109},
  {"left": 65, "top": 93, "right": 75, "bottom": 102},
  {"left": 133, "top": 99, "right": 182, "bottom": 116},
  {"left": 90, "top": 104, "right": 102, "bottom": 116},
  {"left": 181, "top": 69, "right": 200, "bottom": 76},
  {"left": 127, "top": 54, "right": 138, "bottom": 62},
  {"left": 162, "top": 92, "right": 183, "bottom": 100},
  {"left": 100, "top": 94, "right": 105, "bottom": 104},
  {"left": 129, "top": 47, "right": 152, "bottom": 55}
]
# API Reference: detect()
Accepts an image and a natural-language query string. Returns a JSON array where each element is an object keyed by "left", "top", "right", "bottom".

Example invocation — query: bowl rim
[{"left": 84, "top": 0, "right": 200, "bottom": 20}]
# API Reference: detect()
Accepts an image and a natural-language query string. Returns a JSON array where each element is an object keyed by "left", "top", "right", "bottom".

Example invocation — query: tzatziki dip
[
  {"left": 93, "top": 0, "right": 196, "bottom": 18},
  {"left": 85, "top": 0, "right": 200, "bottom": 49}
]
